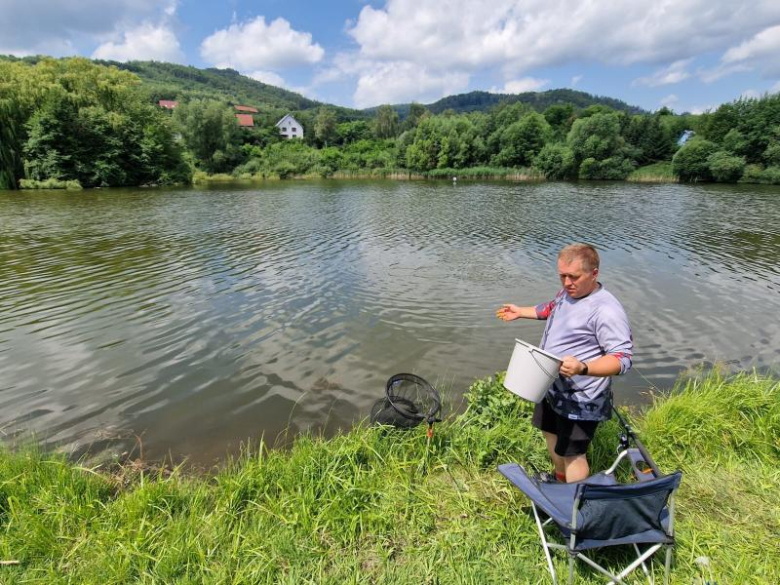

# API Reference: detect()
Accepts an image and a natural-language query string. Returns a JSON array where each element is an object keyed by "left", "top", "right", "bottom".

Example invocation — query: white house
[{"left": 275, "top": 114, "right": 304, "bottom": 140}]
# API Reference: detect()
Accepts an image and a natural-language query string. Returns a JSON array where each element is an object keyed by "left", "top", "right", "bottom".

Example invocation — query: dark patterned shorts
[{"left": 532, "top": 398, "right": 599, "bottom": 457}]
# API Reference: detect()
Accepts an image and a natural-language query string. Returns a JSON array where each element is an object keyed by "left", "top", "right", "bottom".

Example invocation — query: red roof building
[
  {"left": 158, "top": 100, "right": 179, "bottom": 109},
  {"left": 234, "top": 105, "right": 259, "bottom": 113},
  {"left": 236, "top": 114, "right": 255, "bottom": 127}
]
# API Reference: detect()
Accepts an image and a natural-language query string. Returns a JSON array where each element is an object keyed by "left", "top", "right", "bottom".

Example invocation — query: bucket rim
[{"left": 514, "top": 338, "right": 562, "bottom": 364}]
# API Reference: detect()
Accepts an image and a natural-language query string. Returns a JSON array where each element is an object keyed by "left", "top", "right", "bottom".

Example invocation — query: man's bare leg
[
  {"left": 542, "top": 431, "right": 565, "bottom": 476},
  {"left": 564, "top": 454, "right": 590, "bottom": 483}
]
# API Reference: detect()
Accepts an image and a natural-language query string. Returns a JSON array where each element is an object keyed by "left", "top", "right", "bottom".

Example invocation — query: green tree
[
  {"left": 403, "top": 102, "right": 429, "bottom": 130},
  {"left": 336, "top": 120, "right": 371, "bottom": 144},
  {"left": 567, "top": 112, "right": 637, "bottom": 179},
  {"left": 314, "top": 107, "right": 338, "bottom": 146},
  {"left": 173, "top": 99, "right": 242, "bottom": 173},
  {"left": 492, "top": 112, "right": 551, "bottom": 167},
  {"left": 374, "top": 105, "right": 399, "bottom": 139},
  {"left": 721, "top": 129, "right": 748, "bottom": 156},
  {"left": 623, "top": 114, "right": 673, "bottom": 164},
  {"left": 543, "top": 104, "right": 575, "bottom": 140}
]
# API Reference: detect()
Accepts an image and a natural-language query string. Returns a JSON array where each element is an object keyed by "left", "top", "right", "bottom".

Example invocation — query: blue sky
[{"left": 3, "top": 1, "right": 780, "bottom": 112}]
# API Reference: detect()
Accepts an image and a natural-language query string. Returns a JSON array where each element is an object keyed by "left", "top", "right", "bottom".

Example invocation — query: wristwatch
[{"left": 581, "top": 363, "right": 589, "bottom": 376}]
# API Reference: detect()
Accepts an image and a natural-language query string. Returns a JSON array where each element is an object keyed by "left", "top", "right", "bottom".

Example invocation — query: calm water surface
[{"left": 1, "top": 180, "right": 779, "bottom": 464}]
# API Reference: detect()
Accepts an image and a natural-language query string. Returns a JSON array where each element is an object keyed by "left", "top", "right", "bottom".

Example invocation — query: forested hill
[
  {"left": 0, "top": 55, "right": 368, "bottom": 120},
  {"left": 103, "top": 61, "right": 323, "bottom": 111},
  {"left": 409, "top": 89, "right": 645, "bottom": 116}
]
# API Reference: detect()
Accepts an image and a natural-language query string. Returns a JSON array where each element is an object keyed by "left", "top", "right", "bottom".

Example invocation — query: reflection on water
[{"left": 1, "top": 181, "right": 779, "bottom": 463}]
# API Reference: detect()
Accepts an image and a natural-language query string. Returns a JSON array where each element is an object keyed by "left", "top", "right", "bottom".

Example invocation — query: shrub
[
  {"left": 707, "top": 151, "right": 745, "bottom": 182},
  {"left": 533, "top": 144, "right": 576, "bottom": 179},
  {"left": 578, "top": 156, "right": 635, "bottom": 180},
  {"left": 672, "top": 138, "right": 718, "bottom": 181},
  {"left": 740, "top": 164, "right": 780, "bottom": 184}
]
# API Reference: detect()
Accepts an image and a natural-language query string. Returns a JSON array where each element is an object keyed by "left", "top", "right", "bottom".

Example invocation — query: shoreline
[{"left": 1, "top": 370, "right": 778, "bottom": 582}]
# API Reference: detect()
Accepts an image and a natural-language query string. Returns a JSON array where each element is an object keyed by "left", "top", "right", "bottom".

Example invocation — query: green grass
[
  {"left": 18, "top": 178, "right": 83, "bottom": 190},
  {"left": 425, "top": 166, "right": 545, "bottom": 180},
  {"left": 2, "top": 371, "right": 778, "bottom": 583},
  {"left": 627, "top": 162, "right": 678, "bottom": 183}
]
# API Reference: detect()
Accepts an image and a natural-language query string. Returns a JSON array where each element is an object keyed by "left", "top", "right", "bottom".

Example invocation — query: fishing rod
[{"left": 612, "top": 405, "right": 663, "bottom": 478}]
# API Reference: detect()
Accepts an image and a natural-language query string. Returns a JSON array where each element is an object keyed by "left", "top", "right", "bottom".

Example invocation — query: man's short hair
[{"left": 559, "top": 243, "right": 600, "bottom": 271}]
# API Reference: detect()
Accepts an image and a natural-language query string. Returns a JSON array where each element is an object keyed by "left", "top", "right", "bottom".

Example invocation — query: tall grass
[
  {"left": 1, "top": 371, "right": 778, "bottom": 583},
  {"left": 425, "top": 166, "right": 545, "bottom": 180},
  {"left": 18, "top": 178, "right": 83, "bottom": 190},
  {"left": 627, "top": 162, "right": 678, "bottom": 183}
]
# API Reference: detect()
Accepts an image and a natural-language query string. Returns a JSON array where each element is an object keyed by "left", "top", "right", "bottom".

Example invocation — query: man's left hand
[{"left": 560, "top": 355, "right": 587, "bottom": 378}]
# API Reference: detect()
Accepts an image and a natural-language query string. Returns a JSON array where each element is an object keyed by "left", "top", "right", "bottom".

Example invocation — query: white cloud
[
  {"left": 723, "top": 24, "right": 780, "bottom": 64},
  {"left": 353, "top": 62, "right": 469, "bottom": 108},
  {"left": 246, "top": 69, "right": 308, "bottom": 95},
  {"left": 740, "top": 89, "right": 761, "bottom": 100},
  {"left": 720, "top": 24, "right": 780, "bottom": 79},
  {"left": 771, "top": 81, "right": 780, "bottom": 94},
  {"left": 0, "top": 0, "right": 171, "bottom": 56},
  {"left": 490, "top": 77, "right": 549, "bottom": 94},
  {"left": 633, "top": 59, "right": 692, "bottom": 87},
  {"left": 660, "top": 94, "right": 679, "bottom": 107},
  {"left": 689, "top": 104, "right": 715, "bottom": 115},
  {"left": 571, "top": 75, "right": 583, "bottom": 87},
  {"left": 348, "top": 0, "right": 780, "bottom": 73},
  {"left": 699, "top": 24, "right": 780, "bottom": 83},
  {"left": 698, "top": 63, "right": 753, "bottom": 84},
  {"left": 338, "top": 0, "right": 780, "bottom": 107},
  {"left": 200, "top": 17, "right": 324, "bottom": 71},
  {"left": 92, "top": 23, "right": 183, "bottom": 62},
  {"left": 248, "top": 70, "right": 287, "bottom": 87}
]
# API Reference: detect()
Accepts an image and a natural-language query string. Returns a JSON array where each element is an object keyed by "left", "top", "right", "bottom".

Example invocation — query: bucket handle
[{"left": 528, "top": 347, "right": 562, "bottom": 380}]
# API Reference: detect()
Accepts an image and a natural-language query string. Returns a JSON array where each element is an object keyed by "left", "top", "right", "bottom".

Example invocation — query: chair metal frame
[{"left": 506, "top": 447, "right": 680, "bottom": 585}]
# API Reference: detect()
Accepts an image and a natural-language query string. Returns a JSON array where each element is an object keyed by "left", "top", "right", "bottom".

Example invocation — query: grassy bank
[
  {"left": 627, "top": 162, "right": 678, "bottom": 183},
  {"left": 191, "top": 166, "right": 545, "bottom": 184},
  {"left": 1, "top": 372, "right": 778, "bottom": 583}
]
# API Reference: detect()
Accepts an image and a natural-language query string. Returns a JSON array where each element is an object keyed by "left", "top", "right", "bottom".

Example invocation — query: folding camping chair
[{"left": 498, "top": 449, "right": 682, "bottom": 585}]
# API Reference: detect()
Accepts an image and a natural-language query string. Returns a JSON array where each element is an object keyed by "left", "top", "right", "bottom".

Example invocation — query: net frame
[{"left": 385, "top": 373, "right": 441, "bottom": 425}]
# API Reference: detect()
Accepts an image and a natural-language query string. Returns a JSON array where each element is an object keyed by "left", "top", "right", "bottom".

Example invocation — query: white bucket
[{"left": 503, "top": 339, "right": 562, "bottom": 403}]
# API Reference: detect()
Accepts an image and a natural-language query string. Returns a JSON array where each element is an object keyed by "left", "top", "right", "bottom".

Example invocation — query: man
[{"left": 496, "top": 243, "right": 633, "bottom": 483}]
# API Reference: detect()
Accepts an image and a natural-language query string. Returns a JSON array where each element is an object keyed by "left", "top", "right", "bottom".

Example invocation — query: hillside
[
  {"left": 2, "top": 55, "right": 643, "bottom": 121},
  {"left": 0, "top": 55, "right": 368, "bottom": 122},
  {"left": 384, "top": 88, "right": 645, "bottom": 117}
]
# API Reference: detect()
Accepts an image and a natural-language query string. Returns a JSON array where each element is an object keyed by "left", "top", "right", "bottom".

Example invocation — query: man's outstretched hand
[{"left": 496, "top": 304, "right": 522, "bottom": 321}]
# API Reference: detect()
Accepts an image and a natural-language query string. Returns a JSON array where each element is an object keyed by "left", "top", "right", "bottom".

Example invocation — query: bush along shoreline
[{"left": 1, "top": 371, "right": 778, "bottom": 583}]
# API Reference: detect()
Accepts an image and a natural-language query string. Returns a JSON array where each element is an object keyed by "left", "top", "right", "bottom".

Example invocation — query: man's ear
[{"left": 593, "top": 268, "right": 599, "bottom": 278}]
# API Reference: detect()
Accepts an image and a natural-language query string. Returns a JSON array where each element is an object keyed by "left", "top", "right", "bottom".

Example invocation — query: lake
[{"left": 1, "top": 180, "right": 779, "bottom": 464}]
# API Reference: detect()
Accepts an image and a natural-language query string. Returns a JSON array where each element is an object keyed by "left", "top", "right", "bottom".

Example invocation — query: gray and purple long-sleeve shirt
[{"left": 534, "top": 284, "right": 633, "bottom": 421}]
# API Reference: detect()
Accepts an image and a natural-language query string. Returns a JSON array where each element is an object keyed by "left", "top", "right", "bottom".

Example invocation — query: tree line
[{"left": 2, "top": 57, "right": 780, "bottom": 189}]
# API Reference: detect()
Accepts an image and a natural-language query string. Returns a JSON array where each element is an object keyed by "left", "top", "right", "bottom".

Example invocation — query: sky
[{"left": 3, "top": 0, "right": 780, "bottom": 112}]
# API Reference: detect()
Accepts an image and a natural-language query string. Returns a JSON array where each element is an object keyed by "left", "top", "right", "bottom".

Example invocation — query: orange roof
[
  {"left": 158, "top": 100, "right": 179, "bottom": 109},
  {"left": 236, "top": 114, "right": 255, "bottom": 127},
  {"left": 234, "top": 105, "right": 258, "bottom": 113}
]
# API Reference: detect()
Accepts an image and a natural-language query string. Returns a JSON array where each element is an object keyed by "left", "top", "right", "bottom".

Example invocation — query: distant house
[
  {"left": 677, "top": 130, "right": 695, "bottom": 146},
  {"left": 234, "top": 105, "right": 259, "bottom": 113},
  {"left": 276, "top": 114, "right": 303, "bottom": 139},
  {"left": 158, "top": 100, "right": 179, "bottom": 110},
  {"left": 236, "top": 114, "right": 255, "bottom": 128}
]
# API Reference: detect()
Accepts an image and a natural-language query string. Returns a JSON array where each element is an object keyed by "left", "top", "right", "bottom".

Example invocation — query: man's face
[{"left": 558, "top": 257, "right": 599, "bottom": 299}]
